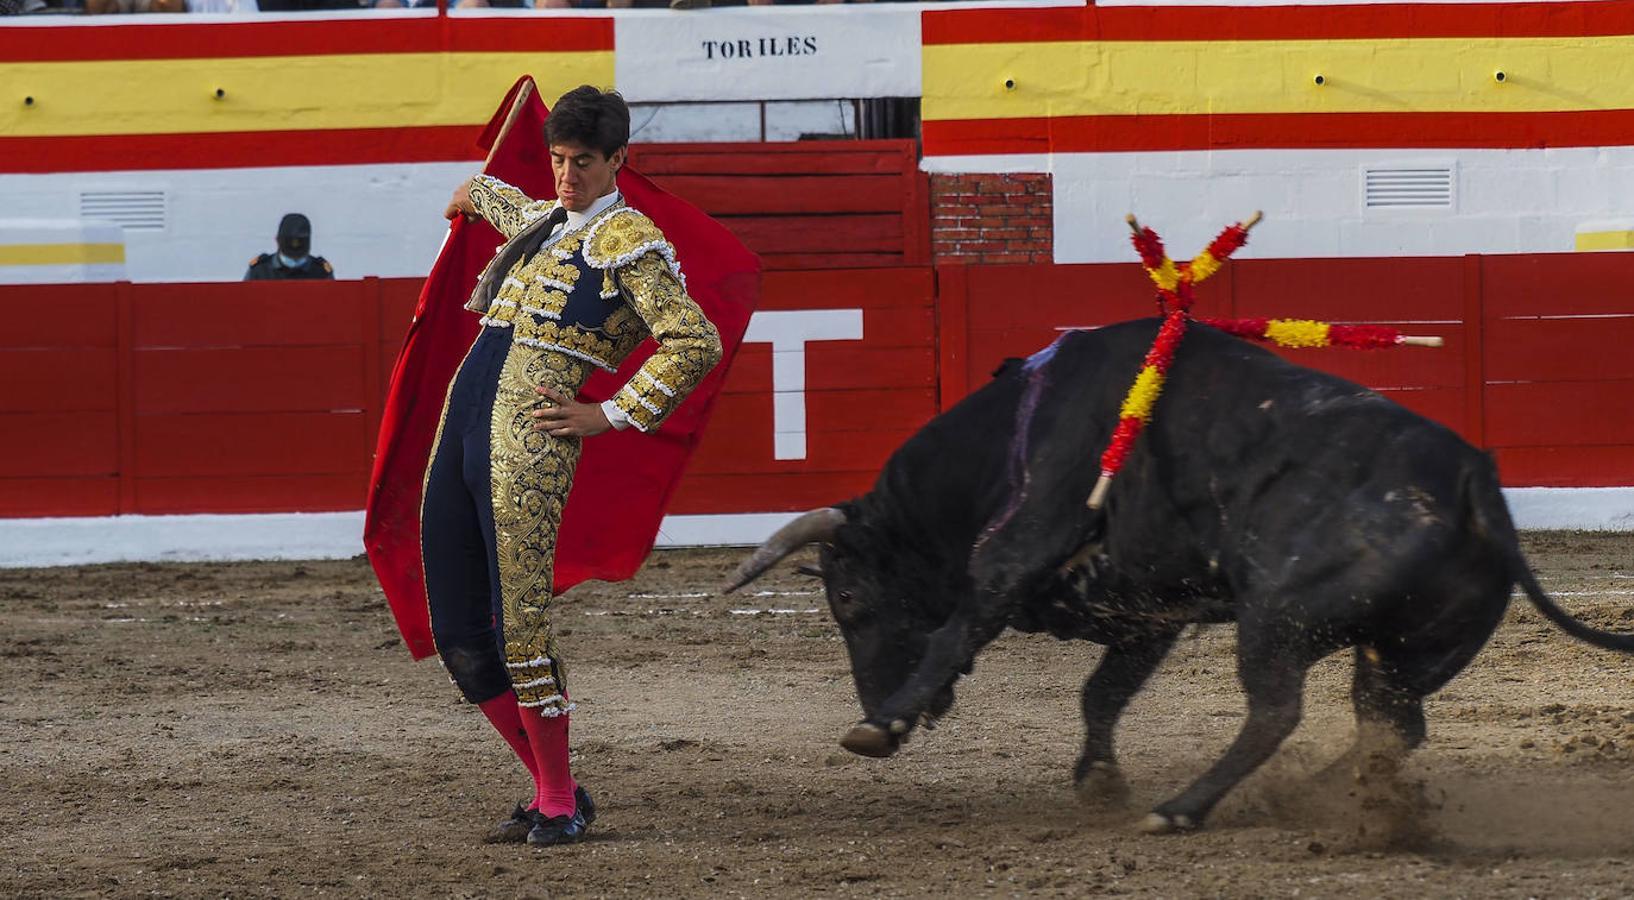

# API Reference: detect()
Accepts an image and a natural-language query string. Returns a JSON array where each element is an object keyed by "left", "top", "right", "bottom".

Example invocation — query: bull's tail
[{"left": 1466, "top": 458, "right": 1634, "bottom": 654}]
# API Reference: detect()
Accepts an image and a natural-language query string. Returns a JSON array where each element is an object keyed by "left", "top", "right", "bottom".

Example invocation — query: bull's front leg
[
  {"left": 1074, "top": 629, "right": 1180, "bottom": 805},
  {"left": 840, "top": 601, "right": 1012, "bottom": 757}
]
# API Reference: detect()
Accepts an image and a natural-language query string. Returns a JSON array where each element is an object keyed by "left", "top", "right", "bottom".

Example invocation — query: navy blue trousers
[{"left": 422, "top": 327, "right": 515, "bottom": 704}]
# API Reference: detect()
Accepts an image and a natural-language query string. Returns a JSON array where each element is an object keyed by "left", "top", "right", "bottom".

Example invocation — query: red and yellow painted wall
[
  {"left": 922, "top": 2, "right": 1634, "bottom": 156},
  {"left": 1, "top": 17, "right": 609, "bottom": 172}
]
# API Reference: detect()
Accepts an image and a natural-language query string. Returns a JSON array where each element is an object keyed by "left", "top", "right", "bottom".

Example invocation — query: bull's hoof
[
  {"left": 1138, "top": 812, "right": 1198, "bottom": 835},
  {"left": 1073, "top": 761, "right": 1130, "bottom": 807},
  {"left": 840, "top": 722, "right": 899, "bottom": 758}
]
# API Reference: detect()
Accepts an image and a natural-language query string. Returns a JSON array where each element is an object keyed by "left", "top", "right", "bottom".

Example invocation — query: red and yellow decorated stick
[
  {"left": 1088, "top": 211, "right": 1444, "bottom": 510},
  {"left": 1197, "top": 317, "right": 1444, "bottom": 349},
  {"left": 1087, "top": 212, "right": 1262, "bottom": 509}
]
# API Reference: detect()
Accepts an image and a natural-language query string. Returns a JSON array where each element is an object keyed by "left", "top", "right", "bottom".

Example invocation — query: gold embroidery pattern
[
  {"left": 489, "top": 343, "right": 596, "bottom": 712},
  {"left": 584, "top": 211, "right": 683, "bottom": 283},
  {"left": 610, "top": 252, "right": 723, "bottom": 431},
  {"left": 470, "top": 175, "right": 556, "bottom": 242},
  {"left": 513, "top": 317, "right": 626, "bottom": 371},
  {"left": 481, "top": 225, "right": 592, "bottom": 327},
  {"left": 529, "top": 235, "right": 583, "bottom": 320}
]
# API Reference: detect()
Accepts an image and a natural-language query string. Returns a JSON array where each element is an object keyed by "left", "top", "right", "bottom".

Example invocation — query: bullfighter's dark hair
[{"left": 546, "top": 86, "right": 631, "bottom": 159}]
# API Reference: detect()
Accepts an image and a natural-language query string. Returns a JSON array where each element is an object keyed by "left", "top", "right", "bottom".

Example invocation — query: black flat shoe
[
  {"left": 483, "top": 801, "right": 537, "bottom": 844},
  {"left": 575, "top": 785, "right": 596, "bottom": 827},
  {"left": 526, "top": 806, "right": 589, "bottom": 847}
]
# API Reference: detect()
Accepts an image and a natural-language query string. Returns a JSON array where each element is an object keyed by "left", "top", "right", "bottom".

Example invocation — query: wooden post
[
  {"left": 1462, "top": 254, "right": 1486, "bottom": 449},
  {"left": 934, "top": 263, "right": 970, "bottom": 412},
  {"left": 361, "top": 276, "right": 384, "bottom": 482},
  {"left": 115, "top": 280, "right": 137, "bottom": 514},
  {"left": 901, "top": 142, "right": 931, "bottom": 266}
]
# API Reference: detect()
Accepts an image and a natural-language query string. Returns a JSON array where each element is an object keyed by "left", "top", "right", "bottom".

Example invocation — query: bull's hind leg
[
  {"left": 1142, "top": 617, "right": 1328, "bottom": 834},
  {"left": 1317, "top": 631, "right": 1495, "bottom": 845},
  {"left": 1074, "top": 630, "right": 1180, "bottom": 806},
  {"left": 1315, "top": 646, "right": 1430, "bottom": 786}
]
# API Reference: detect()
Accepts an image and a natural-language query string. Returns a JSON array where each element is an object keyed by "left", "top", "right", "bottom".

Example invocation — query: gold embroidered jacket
[{"left": 464, "top": 175, "right": 722, "bottom": 432}]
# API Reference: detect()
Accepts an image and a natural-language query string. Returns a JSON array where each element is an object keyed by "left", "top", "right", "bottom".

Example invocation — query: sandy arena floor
[{"left": 3, "top": 532, "right": 1633, "bottom": 898}]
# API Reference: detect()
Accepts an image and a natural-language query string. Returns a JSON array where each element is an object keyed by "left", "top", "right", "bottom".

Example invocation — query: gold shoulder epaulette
[{"left": 582, "top": 207, "right": 673, "bottom": 271}]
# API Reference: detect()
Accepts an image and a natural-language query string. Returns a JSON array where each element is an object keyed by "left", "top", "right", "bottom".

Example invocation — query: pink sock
[
  {"left": 477, "top": 693, "right": 543, "bottom": 807},
  {"left": 518, "top": 703, "right": 578, "bottom": 818}
]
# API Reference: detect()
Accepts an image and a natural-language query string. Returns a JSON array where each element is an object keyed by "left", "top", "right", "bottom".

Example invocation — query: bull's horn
[{"left": 720, "top": 507, "right": 847, "bottom": 594}]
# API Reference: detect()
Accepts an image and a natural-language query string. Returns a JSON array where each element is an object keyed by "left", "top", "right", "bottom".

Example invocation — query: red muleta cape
[{"left": 365, "top": 77, "right": 761, "bottom": 660}]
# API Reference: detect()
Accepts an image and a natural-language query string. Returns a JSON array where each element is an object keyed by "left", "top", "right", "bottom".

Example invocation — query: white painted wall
[
  {"left": 2, "top": 488, "right": 1629, "bottom": 567},
  {"left": 0, "top": 219, "right": 126, "bottom": 285},
  {"left": 13, "top": 144, "right": 1634, "bottom": 283},
  {"left": 928, "top": 147, "right": 1634, "bottom": 264},
  {"left": 0, "top": 162, "right": 472, "bottom": 282},
  {"left": 0, "top": 99, "right": 859, "bottom": 284}
]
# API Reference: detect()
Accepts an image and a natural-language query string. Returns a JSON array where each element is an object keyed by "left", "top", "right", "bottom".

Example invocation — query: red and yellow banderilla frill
[{"left": 1087, "top": 213, "right": 1444, "bottom": 510}]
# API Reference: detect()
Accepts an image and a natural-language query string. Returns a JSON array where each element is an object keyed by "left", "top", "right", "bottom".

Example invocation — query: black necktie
[{"left": 523, "top": 206, "right": 569, "bottom": 265}]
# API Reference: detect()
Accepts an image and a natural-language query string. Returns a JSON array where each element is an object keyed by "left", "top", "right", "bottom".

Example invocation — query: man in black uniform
[{"left": 245, "top": 213, "right": 334, "bottom": 280}]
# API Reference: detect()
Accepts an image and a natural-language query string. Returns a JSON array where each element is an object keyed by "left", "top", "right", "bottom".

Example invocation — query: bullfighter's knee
[{"left": 439, "top": 638, "right": 513, "bottom": 704}]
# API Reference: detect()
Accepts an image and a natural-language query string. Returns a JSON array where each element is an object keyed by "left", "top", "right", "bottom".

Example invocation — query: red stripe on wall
[
  {"left": 0, "top": 126, "right": 484, "bottom": 175},
  {"left": 923, "top": 2, "right": 1634, "bottom": 45},
  {"left": 446, "top": 17, "right": 613, "bottom": 53},
  {"left": 923, "top": 109, "right": 1634, "bottom": 156},
  {"left": 0, "top": 17, "right": 612, "bottom": 63}
]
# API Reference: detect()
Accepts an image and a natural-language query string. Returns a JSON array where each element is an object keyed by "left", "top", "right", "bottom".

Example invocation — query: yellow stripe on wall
[
  {"left": 1576, "top": 230, "right": 1634, "bottom": 251},
  {"left": 0, "top": 243, "right": 127, "bottom": 266},
  {"left": 1, "top": 51, "right": 614, "bottom": 138},
  {"left": 924, "top": 37, "right": 1634, "bottom": 122}
]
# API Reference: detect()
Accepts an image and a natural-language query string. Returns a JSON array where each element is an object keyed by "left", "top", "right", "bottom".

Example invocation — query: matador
[{"left": 426, "top": 85, "right": 722, "bottom": 847}]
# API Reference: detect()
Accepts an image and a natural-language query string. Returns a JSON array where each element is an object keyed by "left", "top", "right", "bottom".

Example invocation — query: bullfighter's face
[{"left": 549, "top": 142, "right": 625, "bottom": 213}]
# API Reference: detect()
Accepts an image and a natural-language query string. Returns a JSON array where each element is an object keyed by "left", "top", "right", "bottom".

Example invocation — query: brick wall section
[{"left": 930, "top": 172, "right": 1054, "bottom": 265}]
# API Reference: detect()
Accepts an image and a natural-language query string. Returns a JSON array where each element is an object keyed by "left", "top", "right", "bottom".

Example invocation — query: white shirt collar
[{"left": 563, "top": 190, "right": 621, "bottom": 231}]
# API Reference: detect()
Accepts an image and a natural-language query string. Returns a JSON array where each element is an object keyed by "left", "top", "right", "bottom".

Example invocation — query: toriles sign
[{"left": 615, "top": 10, "right": 920, "bottom": 102}]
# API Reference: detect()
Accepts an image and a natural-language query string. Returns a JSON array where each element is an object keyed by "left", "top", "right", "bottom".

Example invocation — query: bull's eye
[{"left": 837, "top": 590, "right": 853, "bottom": 603}]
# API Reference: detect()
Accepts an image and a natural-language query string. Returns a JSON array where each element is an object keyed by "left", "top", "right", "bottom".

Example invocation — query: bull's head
[{"left": 723, "top": 507, "right": 959, "bottom": 758}]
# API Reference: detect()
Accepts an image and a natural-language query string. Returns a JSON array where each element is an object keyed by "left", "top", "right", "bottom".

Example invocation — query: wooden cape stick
[{"left": 483, "top": 80, "right": 535, "bottom": 173}]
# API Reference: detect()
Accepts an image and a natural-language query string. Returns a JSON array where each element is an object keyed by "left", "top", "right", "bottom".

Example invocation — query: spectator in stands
[
  {"left": 188, "top": 0, "right": 257, "bottom": 12},
  {"left": 373, "top": 0, "right": 501, "bottom": 8},
  {"left": 256, "top": 0, "right": 366, "bottom": 9},
  {"left": 84, "top": 0, "right": 185, "bottom": 11},
  {"left": 669, "top": 0, "right": 863, "bottom": 8},
  {"left": 244, "top": 214, "right": 334, "bottom": 281},
  {"left": 534, "top": 0, "right": 652, "bottom": 7}
]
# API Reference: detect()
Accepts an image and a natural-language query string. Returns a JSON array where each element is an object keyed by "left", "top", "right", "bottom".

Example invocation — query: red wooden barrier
[
  {"left": 626, "top": 141, "right": 930, "bottom": 271},
  {"left": 672, "top": 266, "right": 937, "bottom": 513},
  {"left": 0, "top": 283, "right": 120, "bottom": 516},
  {"left": 1479, "top": 253, "right": 1634, "bottom": 486},
  {"left": 939, "top": 253, "right": 1634, "bottom": 488},
  {"left": 0, "top": 252, "right": 1629, "bottom": 520}
]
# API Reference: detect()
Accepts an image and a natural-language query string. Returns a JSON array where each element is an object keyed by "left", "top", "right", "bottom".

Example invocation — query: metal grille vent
[
  {"left": 78, "top": 189, "right": 168, "bottom": 232},
  {"left": 1363, "top": 166, "right": 1454, "bottom": 210}
]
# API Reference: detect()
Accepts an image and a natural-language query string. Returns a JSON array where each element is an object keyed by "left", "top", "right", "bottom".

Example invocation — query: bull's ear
[{"left": 796, "top": 564, "right": 824, "bottom": 579}]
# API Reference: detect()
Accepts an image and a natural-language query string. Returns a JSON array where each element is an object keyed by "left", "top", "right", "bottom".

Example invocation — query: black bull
[{"left": 725, "top": 318, "right": 1634, "bottom": 834}]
